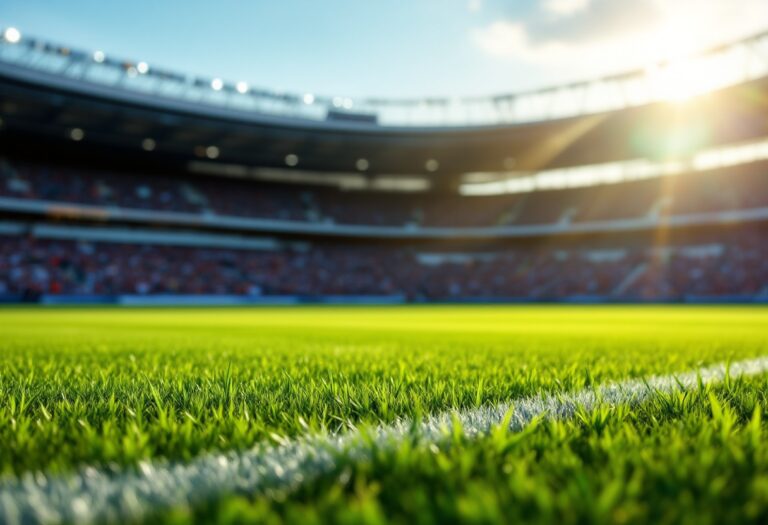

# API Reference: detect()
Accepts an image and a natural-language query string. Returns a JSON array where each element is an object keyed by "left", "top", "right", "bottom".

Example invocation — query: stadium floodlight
[
  {"left": 342, "top": 98, "right": 354, "bottom": 110},
  {"left": 303, "top": 93, "right": 315, "bottom": 105},
  {"left": 356, "top": 158, "right": 370, "bottom": 172},
  {"left": 136, "top": 62, "right": 149, "bottom": 75},
  {"left": 2, "top": 27, "right": 21, "bottom": 44},
  {"left": 211, "top": 78, "right": 224, "bottom": 91},
  {"left": 69, "top": 128, "right": 84, "bottom": 141},
  {"left": 205, "top": 146, "right": 220, "bottom": 159},
  {"left": 92, "top": 50, "right": 106, "bottom": 63},
  {"left": 425, "top": 159, "right": 439, "bottom": 172},
  {"left": 285, "top": 154, "right": 299, "bottom": 167},
  {"left": 235, "top": 81, "right": 249, "bottom": 94},
  {"left": 332, "top": 97, "right": 343, "bottom": 108},
  {"left": 142, "top": 138, "right": 156, "bottom": 152}
]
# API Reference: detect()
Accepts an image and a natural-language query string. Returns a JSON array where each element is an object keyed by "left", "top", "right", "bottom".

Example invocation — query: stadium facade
[{"left": 0, "top": 27, "right": 767, "bottom": 305}]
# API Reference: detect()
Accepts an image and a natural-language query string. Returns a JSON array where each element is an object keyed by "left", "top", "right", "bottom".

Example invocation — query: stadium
[{"left": 1, "top": 2, "right": 768, "bottom": 523}]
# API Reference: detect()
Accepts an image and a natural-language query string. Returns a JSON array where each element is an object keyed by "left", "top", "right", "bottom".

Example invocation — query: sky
[{"left": 1, "top": 0, "right": 767, "bottom": 99}]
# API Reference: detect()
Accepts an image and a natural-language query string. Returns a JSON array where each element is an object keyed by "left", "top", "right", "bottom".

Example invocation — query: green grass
[{"left": 1, "top": 305, "right": 768, "bottom": 523}]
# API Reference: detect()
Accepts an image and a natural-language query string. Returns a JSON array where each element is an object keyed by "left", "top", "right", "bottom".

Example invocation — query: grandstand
[{"left": 1, "top": 26, "right": 767, "bottom": 304}]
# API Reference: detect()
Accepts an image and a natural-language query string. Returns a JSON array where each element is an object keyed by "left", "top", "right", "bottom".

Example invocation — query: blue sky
[{"left": 1, "top": 0, "right": 766, "bottom": 98}]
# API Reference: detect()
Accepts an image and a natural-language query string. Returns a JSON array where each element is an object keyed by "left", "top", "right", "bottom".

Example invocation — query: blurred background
[{"left": 0, "top": 0, "right": 767, "bottom": 304}]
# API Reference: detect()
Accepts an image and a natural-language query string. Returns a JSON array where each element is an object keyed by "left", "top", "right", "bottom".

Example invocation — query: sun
[{"left": 641, "top": 12, "right": 744, "bottom": 102}]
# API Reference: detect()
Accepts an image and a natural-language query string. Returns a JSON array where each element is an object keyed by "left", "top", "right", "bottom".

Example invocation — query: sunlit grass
[{"left": 1, "top": 306, "right": 767, "bottom": 523}]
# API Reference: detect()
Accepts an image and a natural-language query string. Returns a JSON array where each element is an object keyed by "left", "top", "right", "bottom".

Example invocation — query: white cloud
[
  {"left": 473, "top": 21, "right": 528, "bottom": 58},
  {"left": 472, "top": 0, "right": 768, "bottom": 79},
  {"left": 467, "top": 0, "right": 483, "bottom": 13},
  {"left": 543, "top": 0, "right": 591, "bottom": 17},
  {"left": 471, "top": 20, "right": 605, "bottom": 73}
]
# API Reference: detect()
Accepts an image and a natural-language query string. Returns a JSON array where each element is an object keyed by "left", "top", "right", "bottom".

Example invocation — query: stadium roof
[
  {"left": 2, "top": 27, "right": 768, "bottom": 128},
  {"left": 2, "top": 27, "right": 768, "bottom": 178}
]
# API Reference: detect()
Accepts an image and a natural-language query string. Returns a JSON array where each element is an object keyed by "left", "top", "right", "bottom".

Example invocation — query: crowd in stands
[
  {"left": 1, "top": 156, "right": 766, "bottom": 301},
  {"left": 2, "top": 159, "right": 768, "bottom": 229},
  {"left": 1, "top": 232, "right": 765, "bottom": 301}
]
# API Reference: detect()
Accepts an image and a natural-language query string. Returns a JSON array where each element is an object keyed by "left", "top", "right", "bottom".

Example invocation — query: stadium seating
[
  {"left": 1, "top": 153, "right": 767, "bottom": 303},
  {"left": 2, "top": 141, "right": 768, "bottom": 305},
  {"left": 1, "top": 231, "right": 765, "bottom": 301},
  {"left": 2, "top": 158, "right": 768, "bottom": 229}
]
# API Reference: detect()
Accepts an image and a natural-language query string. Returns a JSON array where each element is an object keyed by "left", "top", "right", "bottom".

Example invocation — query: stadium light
[
  {"left": 136, "top": 62, "right": 149, "bottom": 75},
  {"left": 69, "top": 128, "right": 84, "bottom": 141},
  {"left": 236, "top": 81, "right": 249, "bottom": 94},
  {"left": 142, "top": 138, "right": 156, "bottom": 152},
  {"left": 303, "top": 93, "right": 315, "bottom": 105},
  {"left": 343, "top": 98, "right": 354, "bottom": 110},
  {"left": 205, "top": 146, "right": 220, "bottom": 159},
  {"left": 356, "top": 158, "right": 370, "bottom": 172},
  {"left": 2, "top": 27, "right": 21, "bottom": 44},
  {"left": 211, "top": 78, "right": 224, "bottom": 91},
  {"left": 425, "top": 159, "right": 439, "bottom": 172},
  {"left": 93, "top": 50, "right": 106, "bottom": 63},
  {"left": 285, "top": 154, "right": 299, "bottom": 167}
]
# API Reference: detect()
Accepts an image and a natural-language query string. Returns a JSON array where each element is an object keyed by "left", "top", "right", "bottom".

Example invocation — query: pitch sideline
[{"left": 2, "top": 357, "right": 768, "bottom": 524}]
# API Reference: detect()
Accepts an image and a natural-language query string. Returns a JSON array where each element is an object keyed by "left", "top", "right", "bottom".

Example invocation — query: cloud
[
  {"left": 542, "top": 0, "right": 591, "bottom": 17},
  {"left": 467, "top": 0, "right": 483, "bottom": 13},
  {"left": 473, "top": 21, "right": 567, "bottom": 63},
  {"left": 472, "top": 0, "right": 768, "bottom": 77},
  {"left": 528, "top": 0, "right": 662, "bottom": 45},
  {"left": 473, "top": 21, "right": 526, "bottom": 57}
]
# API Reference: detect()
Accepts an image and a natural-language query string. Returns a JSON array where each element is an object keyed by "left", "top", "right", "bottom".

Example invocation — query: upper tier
[
  {"left": 1, "top": 158, "right": 767, "bottom": 238},
  {"left": 2, "top": 29, "right": 768, "bottom": 175},
  {"left": 2, "top": 28, "right": 768, "bottom": 128}
]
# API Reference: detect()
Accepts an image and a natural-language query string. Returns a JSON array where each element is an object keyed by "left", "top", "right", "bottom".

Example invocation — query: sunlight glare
[{"left": 642, "top": 14, "right": 744, "bottom": 103}]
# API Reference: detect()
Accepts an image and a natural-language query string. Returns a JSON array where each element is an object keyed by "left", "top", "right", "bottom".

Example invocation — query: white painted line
[{"left": 2, "top": 357, "right": 768, "bottom": 524}]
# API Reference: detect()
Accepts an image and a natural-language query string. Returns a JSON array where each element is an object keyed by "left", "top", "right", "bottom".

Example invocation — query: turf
[{"left": 1, "top": 305, "right": 767, "bottom": 523}]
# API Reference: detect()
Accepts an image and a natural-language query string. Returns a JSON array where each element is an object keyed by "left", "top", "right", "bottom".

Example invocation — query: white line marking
[{"left": 1, "top": 357, "right": 768, "bottom": 524}]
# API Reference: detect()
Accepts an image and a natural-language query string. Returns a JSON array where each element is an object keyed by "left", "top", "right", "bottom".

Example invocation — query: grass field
[{"left": 1, "top": 305, "right": 768, "bottom": 524}]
